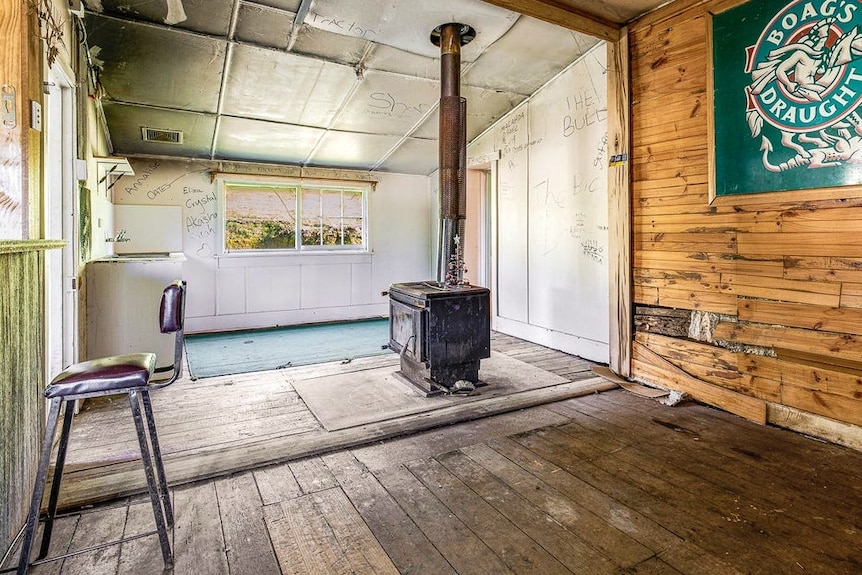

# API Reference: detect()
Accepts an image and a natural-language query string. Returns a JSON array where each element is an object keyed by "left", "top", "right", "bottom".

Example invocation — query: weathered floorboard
[
  {"left": 52, "top": 333, "right": 604, "bottom": 509},
  {"left": 6, "top": 389, "right": 861, "bottom": 575}
]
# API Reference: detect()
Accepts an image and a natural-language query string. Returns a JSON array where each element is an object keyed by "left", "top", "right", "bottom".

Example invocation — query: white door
[{"left": 44, "top": 67, "right": 78, "bottom": 380}]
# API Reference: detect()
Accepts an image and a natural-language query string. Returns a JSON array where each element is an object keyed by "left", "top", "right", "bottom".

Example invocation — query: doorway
[
  {"left": 44, "top": 66, "right": 78, "bottom": 380},
  {"left": 464, "top": 168, "right": 490, "bottom": 290}
]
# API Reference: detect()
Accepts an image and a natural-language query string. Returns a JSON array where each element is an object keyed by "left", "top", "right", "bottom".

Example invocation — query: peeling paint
[
  {"left": 86, "top": 0, "right": 105, "bottom": 13},
  {"left": 164, "top": 0, "right": 187, "bottom": 25}
]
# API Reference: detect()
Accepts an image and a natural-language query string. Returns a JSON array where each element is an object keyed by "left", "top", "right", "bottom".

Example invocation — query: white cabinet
[{"left": 86, "top": 256, "right": 185, "bottom": 366}]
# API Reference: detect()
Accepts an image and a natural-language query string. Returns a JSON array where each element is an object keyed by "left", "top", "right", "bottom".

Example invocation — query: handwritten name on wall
[
  {"left": 123, "top": 161, "right": 162, "bottom": 198},
  {"left": 563, "top": 88, "right": 608, "bottom": 138},
  {"left": 367, "top": 92, "right": 430, "bottom": 118},
  {"left": 118, "top": 160, "right": 217, "bottom": 259},
  {"left": 185, "top": 187, "right": 217, "bottom": 241},
  {"left": 308, "top": 11, "right": 378, "bottom": 38}
]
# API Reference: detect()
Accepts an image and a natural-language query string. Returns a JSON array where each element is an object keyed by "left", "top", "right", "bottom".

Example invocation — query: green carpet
[{"left": 184, "top": 318, "right": 393, "bottom": 379}]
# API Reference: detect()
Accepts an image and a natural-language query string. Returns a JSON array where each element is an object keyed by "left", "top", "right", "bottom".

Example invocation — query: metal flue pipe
[{"left": 433, "top": 23, "right": 474, "bottom": 285}]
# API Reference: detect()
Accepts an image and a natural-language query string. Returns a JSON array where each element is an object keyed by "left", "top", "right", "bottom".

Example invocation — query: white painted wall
[
  {"left": 468, "top": 44, "right": 610, "bottom": 362},
  {"left": 112, "top": 159, "right": 434, "bottom": 333}
]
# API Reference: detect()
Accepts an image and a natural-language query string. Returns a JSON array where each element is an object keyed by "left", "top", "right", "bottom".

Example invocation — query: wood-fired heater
[
  {"left": 389, "top": 282, "right": 490, "bottom": 395},
  {"left": 388, "top": 23, "right": 491, "bottom": 395}
]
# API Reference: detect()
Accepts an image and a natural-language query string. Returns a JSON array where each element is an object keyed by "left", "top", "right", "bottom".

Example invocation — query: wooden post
[{"left": 607, "top": 27, "right": 632, "bottom": 378}]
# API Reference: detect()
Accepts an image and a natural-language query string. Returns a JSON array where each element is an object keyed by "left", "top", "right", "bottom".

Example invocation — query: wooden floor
[
  {"left": 42, "top": 333, "right": 607, "bottom": 509},
  {"left": 8, "top": 388, "right": 861, "bottom": 575}
]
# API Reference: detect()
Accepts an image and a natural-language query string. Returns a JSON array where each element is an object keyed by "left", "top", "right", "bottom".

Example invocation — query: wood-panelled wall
[
  {"left": 0, "top": 249, "right": 45, "bottom": 555},
  {"left": 628, "top": 0, "right": 862, "bottom": 433}
]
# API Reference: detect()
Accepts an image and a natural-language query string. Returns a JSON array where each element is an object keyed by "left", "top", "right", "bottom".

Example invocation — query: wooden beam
[
  {"left": 481, "top": 0, "right": 620, "bottom": 42},
  {"left": 607, "top": 27, "right": 631, "bottom": 377}
]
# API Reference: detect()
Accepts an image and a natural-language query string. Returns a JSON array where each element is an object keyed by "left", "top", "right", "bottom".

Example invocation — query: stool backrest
[
  {"left": 152, "top": 280, "right": 186, "bottom": 388},
  {"left": 159, "top": 281, "right": 185, "bottom": 334}
]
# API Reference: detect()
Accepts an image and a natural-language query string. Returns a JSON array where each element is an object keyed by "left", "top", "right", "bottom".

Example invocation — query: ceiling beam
[
  {"left": 287, "top": 0, "right": 314, "bottom": 51},
  {"left": 481, "top": 0, "right": 620, "bottom": 42}
]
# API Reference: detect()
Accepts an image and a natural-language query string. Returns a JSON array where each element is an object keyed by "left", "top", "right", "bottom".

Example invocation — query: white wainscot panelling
[
  {"left": 182, "top": 259, "right": 216, "bottom": 318},
  {"left": 301, "top": 264, "right": 353, "bottom": 308},
  {"left": 217, "top": 268, "right": 247, "bottom": 315},
  {"left": 494, "top": 316, "right": 609, "bottom": 364},
  {"left": 350, "top": 263, "right": 373, "bottom": 305},
  {"left": 247, "top": 265, "right": 302, "bottom": 313}
]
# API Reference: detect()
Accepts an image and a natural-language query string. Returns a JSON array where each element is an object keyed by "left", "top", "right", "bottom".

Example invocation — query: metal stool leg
[
  {"left": 38, "top": 400, "right": 76, "bottom": 559},
  {"left": 129, "top": 390, "right": 173, "bottom": 569},
  {"left": 17, "top": 398, "right": 63, "bottom": 575},
  {"left": 140, "top": 390, "right": 173, "bottom": 527}
]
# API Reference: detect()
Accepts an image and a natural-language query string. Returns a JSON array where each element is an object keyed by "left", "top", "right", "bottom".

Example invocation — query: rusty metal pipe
[
  {"left": 435, "top": 22, "right": 473, "bottom": 285},
  {"left": 440, "top": 24, "right": 461, "bottom": 99}
]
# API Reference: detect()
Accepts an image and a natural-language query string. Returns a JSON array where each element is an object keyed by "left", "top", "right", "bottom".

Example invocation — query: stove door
[{"left": 389, "top": 298, "right": 426, "bottom": 363}]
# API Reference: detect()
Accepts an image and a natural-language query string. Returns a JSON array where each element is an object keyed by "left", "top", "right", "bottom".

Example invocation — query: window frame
[{"left": 217, "top": 174, "right": 371, "bottom": 256}]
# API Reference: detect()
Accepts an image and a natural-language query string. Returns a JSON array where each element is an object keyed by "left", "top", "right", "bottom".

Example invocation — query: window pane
[
  {"left": 301, "top": 189, "right": 322, "bottom": 246},
  {"left": 225, "top": 185, "right": 297, "bottom": 250},
  {"left": 343, "top": 191, "right": 363, "bottom": 218},
  {"left": 321, "top": 190, "right": 343, "bottom": 245},
  {"left": 343, "top": 217, "right": 363, "bottom": 245}
]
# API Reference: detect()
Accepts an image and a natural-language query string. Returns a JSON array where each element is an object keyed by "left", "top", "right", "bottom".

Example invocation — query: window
[
  {"left": 222, "top": 178, "right": 368, "bottom": 253},
  {"left": 301, "top": 188, "right": 364, "bottom": 248}
]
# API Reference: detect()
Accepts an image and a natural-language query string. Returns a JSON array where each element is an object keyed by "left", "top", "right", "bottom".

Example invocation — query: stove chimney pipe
[{"left": 432, "top": 23, "right": 474, "bottom": 285}]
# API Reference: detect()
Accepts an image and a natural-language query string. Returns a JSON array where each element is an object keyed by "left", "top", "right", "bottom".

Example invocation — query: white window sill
[{"left": 216, "top": 250, "right": 373, "bottom": 268}]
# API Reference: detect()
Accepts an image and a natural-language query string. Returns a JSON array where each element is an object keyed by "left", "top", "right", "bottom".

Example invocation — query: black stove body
[{"left": 389, "top": 281, "right": 490, "bottom": 395}]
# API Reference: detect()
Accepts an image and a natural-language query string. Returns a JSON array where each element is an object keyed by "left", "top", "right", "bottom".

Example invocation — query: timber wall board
[
  {"left": 628, "top": 0, "right": 862, "bottom": 430},
  {"left": 0, "top": 250, "right": 45, "bottom": 555}
]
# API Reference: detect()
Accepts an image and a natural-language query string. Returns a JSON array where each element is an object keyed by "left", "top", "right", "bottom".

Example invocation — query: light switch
[
  {"left": 30, "top": 100, "right": 42, "bottom": 131},
  {"left": 75, "top": 158, "right": 88, "bottom": 181}
]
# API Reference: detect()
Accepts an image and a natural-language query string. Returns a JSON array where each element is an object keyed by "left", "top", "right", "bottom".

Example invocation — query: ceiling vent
[{"left": 141, "top": 127, "right": 183, "bottom": 144}]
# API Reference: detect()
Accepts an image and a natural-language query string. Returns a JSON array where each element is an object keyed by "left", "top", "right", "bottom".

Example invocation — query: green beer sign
[{"left": 713, "top": 0, "right": 862, "bottom": 195}]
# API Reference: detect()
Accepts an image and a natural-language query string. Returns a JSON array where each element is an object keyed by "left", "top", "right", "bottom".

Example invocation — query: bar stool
[{"left": 16, "top": 280, "right": 186, "bottom": 575}]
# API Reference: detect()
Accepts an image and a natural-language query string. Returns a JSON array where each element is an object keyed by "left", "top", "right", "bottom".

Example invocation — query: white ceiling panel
[
  {"left": 376, "top": 137, "right": 438, "bottom": 174},
  {"left": 215, "top": 117, "right": 325, "bottom": 163},
  {"left": 464, "top": 16, "right": 601, "bottom": 96},
  {"left": 235, "top": 3, "right": 295, "bottom": 50},
  {"left": 222, "top": 45, "right": 357, "bottom": 127},
  {"left": 84, "top": 0, "right": 667, "bottom": 174},
  {"left": 309, "top": 131, "right": 403, "bottom": 170},
  {"left": 411, "top": 88, "right": 526, "bottom": 141},
  {"left": 411, "top": 110, "right": 439, "bottom": 140},
  {"left": 83, "top": 0, "right": 234, "bottom": 35},
  {"left": 86, "top": 15, "right": 226, "bottom": 112},
  {"left": 304, "top": 0, "right": 518, "bottom": 61},
  {"left": 292, "top": 26, "right": 371, "bottom": 65},
  {"left": 331, "top": 70, "right": 438, "bottom": 136},
  {"left": 244, "top": 0, "right": 302, "bottom": 11},
  {"left": 363, "top": 44, "right": 440, "bottom": 80},
  {"left": 102, "top": 103, "right": 217, "bottom": 158},
  {"left": 462, "top": 87, "right": 527, "bottom": 141}
]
